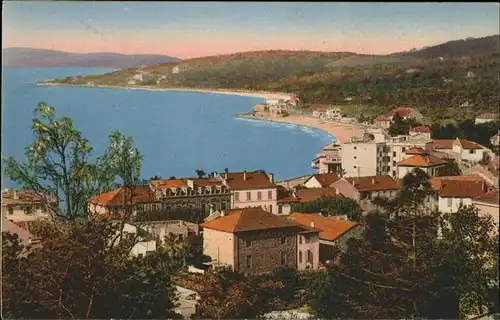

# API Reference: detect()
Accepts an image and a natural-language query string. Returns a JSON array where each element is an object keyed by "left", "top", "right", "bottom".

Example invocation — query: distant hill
[
  {"left": 394, "top": 34, "right": 500, "bottom": 59},
  {"left": 2, "top": 47, "right": 180, "bottom": 68}
]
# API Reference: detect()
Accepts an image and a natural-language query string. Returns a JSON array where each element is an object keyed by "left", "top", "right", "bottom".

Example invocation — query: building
[
  {"left": 218, "top": 171, "right": 278, "bottom": 214},
  {"left": 312, "top": 108, "right": 326, "bottom": 119},
  {"left": 374, "top": 115, "right": 392, "bottom": 129},
  {"left": 325, "top": 107, "right": 343, "bottom": 121},
  {"left": 397, "top": 154, "right": 449, "bottom": 179},
  {"left": 266, "top": 98, "right": 285, "bottom": 106},
  {"left": 303, "top": 173, "right": 341, "bottom": 188},
  {"left": 341, "top": 137, "right": 388, "bottom": 177},
  {"left": 2, "top": 216, "right": 36, "bottom": 246},
  {"left": 330, "top": 175, "right": 400, "bottom": 212},
  {"left": 172, "top": 64, "right": 190, "bottom": 74},
  {"left": 253, "top": 103, "right": 268, "bottom": 116},
  {"left": 277, "top": 186, "right": 342, "bottom": 215},
  {"left": 490, "top": 132, "right": 500, "bottom": 147},
  {"left": 409, "top": 126, "right": 432, "bottom": 139},
  {"left": 374, "top": 108, "right": 423, "bottom": 129},
  {"left": 475, "top": 113, "right": 498, "bottom": 125},
  {"left": 431, "top": 177, "right": 489, "bottom": 213},
  {"left": 2, "top": 189, "right": 58, "bottom": 222},
  {"left": 473, "top": 189, "right": 499, "bottom": 226},
  {"left": 142, "top": 220, "right": 200, "bottom": 243},
  {"left": 311, "top": 142, "right": 342, "bottom": 174},
  {"left": 119, "top": 222, "right": 157, "bottom": 258},
  {"left": 285, "top": 97, "right": 299, "bottom": 107},
  {"left": 288, "top": 213, "right": 361, "bottom": 264},
  {"left": 429, "top": 138, "right": 489, "bottom": 163},
  {"left": 385, "top": 135, "right": 434, "bottom": 178},
  {"left": 269, "top": 103, "right": 288, "bottom": 117},
  {"left": 200, "top": 207, "right": 319, "bottom": 274}
]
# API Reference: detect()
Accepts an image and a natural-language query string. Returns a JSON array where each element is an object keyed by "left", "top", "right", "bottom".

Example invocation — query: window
[
  {"left": 469, "top": 149, "right": 475, "bottom": 154},
  {"left": 281, "top": 236, "right": 287, "bottom": 244},
  {"left": 8, "top": 207, "right": 13, "bottom": 215},
  {"left": 393, "top": 161, "right": 396, "bottom": 166},
  {"left": 246, "top": 255, "right": 252, "bottom": 268},
  {"left": 268, "top": 190, "right": 273, "bottom": 200},
  {"left": 305, "top": 236, "right": 310, "bottom": 244},
  {"left": 281, "top": 252, "right": 287, "bottom": 265},
  {"left": 299, "top": 251, "right": 303, "bottom": 263},
  {"left": 246, "top": 192, "right": 251, "bottom": 201},
  {"left": 447, "top": 198, "right": 452, "bottom": 207},
  {"left": 354, "top": 146, "right": 357, "bottom": 150},
  {"left": 278, "top": 205, "right": 283, "bottom": 214},
  {"left": 299, "top": 235, "right": 302, "bottom": 244},
  {"left": 402, "top": 147, "right": 406, "bottom": 152},
  {"left": 257, "top": 192, "right": 262, "bottom": 200},
  {"left": 307, "top": 250, "right": 314, "bottom": 263},
  {"left": 246, "top": 239, "right": 251, "bottom": 247},
  {"left": 354, "top": 156, "right": 357, "bottom": 159},
  {"left": 353, "top": 165, "right": 357, "bottom": 169},
  {"left": 138, "top": 253, "right": 144, "bottom": 258},
  {"left": 234, "top": 192, "right": 240, "bottom": 201},
  {"left": 393, "top": 151, "right": 396, "bottom": 157},
  {"left": 269, "top": 205, "right": 272, "bottom": 214}
]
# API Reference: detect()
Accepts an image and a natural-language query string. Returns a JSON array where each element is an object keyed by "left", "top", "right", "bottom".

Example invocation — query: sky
[{"left": 2, "top": 1, "right": 499, "bottom": 59}]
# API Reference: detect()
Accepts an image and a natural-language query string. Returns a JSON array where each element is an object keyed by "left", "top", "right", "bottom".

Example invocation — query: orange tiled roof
[
  {"left": 295, "top": 188, "right": 342, "bottom": 202},
  {"left": 277, "top": 186, "right": 300, "bottom": 204},
  {"left": 1, "top": 190, "right": 58, "bottom": 206},
  {"left": 289, "top": 213, "right": 358, "bottom": 241},
  {"left": 375, "top": 115, "right": 392, "bottom": 121},
  {"left": 344, "top": 176, "right": 400, "bottom": 192},
  {"left": 223, "top": 172, "right": 275, "bottom": 190},
  {"left": 398, "top": 154, "right": 448, "bottom": 167},
  {"left": 459, "top": 139, "right": 484, "bottom": 150},
  {"left": 89, "top": 186, "right": 156, "bottom": 206},
  {"left": 393, "top": 107, "right": 414, "bottom": 118},
  {"left": 200, "top": 207, "right": 300, "bottom": 233},
  {"left": 430, "top": 177, "right": 487, "bottom": 198},
  {"left": 430, "top": 175, "right": 487, "bottom": 190},
  {"left": 474, "top": 189, "right": 499, "bottom": 205},
  {"left": 309, "top": 173, "right": 341, "bottom": 187},
  {"left": 406, "top": 147, "right": 428, "bottom": 155},
  {"left": 409, "top": 126, "right": 432, "bottom": 133},
  {"left": 432, "top": 139, "right": 454, "bottom": 150},
  {"left": 150, "top": 179, "right": 186, "bottom": 189}
]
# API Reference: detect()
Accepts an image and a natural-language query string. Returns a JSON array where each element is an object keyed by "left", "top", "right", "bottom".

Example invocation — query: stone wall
[{"left": 235, "top": 228, "right": 297, "bottom": 274}]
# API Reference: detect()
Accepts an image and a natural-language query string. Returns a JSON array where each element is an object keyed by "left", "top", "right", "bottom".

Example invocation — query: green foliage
[
  {"left": 2, "top": 219, "right": 179, "bottom": 319},
  {"left": 388, "top": 113, "right": 421, "bottom": 136},
  {"left": 439, "top": 159, "right": 462, "bottom": 176},
  {"left": 432, "top": 119, "right": 500, "bottom": 148},
  {"left": 293, "top": 196, "right": 363, "bottom": 221}
]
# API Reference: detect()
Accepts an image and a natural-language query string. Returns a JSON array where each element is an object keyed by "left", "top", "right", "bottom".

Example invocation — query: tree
[
  {"left": 195, "top": 169, "right": 206, "bottom": 178},
  {"left": 149, "top": 175, "right": 162, "bottom": 181},
  {"left": 439, "top": 159, "right": 462, "bottom": 176},
  {"left": 293, "top": 197, "right": 363, "bottom": 221},
  {"left": 2, "top": 219, "right": 180, "bottom": 319}
]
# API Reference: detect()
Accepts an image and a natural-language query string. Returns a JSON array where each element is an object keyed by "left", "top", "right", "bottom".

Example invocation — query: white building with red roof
[
  {"left": 475, "top": 113, "right": 498, "bottom": 125},
  {"left": 429, "top": 138, "right": 489, "bottom": 163},
  {"left": 409, "top": 126, "right": 432, "bottom": 139}
]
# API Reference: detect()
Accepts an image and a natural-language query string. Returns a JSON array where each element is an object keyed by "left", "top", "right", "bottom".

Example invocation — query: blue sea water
[{"left": 1, "top": 67, "right": 333, "bottom": 189}]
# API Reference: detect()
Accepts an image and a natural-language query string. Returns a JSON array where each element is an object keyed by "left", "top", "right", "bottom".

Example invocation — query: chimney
[
  {"left": 243, "top": 171, "right": 247, "bottom": 180},
  {"left": 310, "top": 221, "right": 315, "bottom": 228},
  {"left": 292, "top": 187, "right": 297, "bottom": 198},
  {"left": 220, "top": 210, "right": 225, "bottom": 217},
  {"left": 224, "top": 172, "right": 228, "bottom": 179},
  {"left": 186, "top": 179, "right": 194, "bottom": 189},
  {"left": 335, "top": 188, "right": 339, "bottom": 195},
  {"left": 13, "top": 190, "right": 18, "bottom": 200},
  {"left": 268, "top": 172, "right": 274, "bottom": 183}
]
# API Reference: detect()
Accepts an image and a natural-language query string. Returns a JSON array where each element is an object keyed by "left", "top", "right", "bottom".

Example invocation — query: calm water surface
[{"left": 1, "top": 67, "right": 333, "bottom": 188}]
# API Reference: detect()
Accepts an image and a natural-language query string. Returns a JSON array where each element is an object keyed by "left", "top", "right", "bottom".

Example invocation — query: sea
[{"left": 1, "top": 67, "right": 334, "bottom": 189}]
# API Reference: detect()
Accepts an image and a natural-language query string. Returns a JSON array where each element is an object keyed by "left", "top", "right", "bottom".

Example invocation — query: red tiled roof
[
  {"left": 409, "top": 126, "right": 432, "bottom": 133},
  {"left": 289, "top": 213, "right": 358, "bottom": 241},
  {"left": 432, "top": 139, "right": 454, "bottom": 150},
  {"left": 477, "top": 113, "right": 498, "bottom": 119},
  {"left": 277, "top": 186, "right": 300, "bottom": 204},
  {"left": 393, "top": 107, "right": 414, "bottom": 118},
  {"left": 308, "top": 173, "right": 341, "bottom": 187},
  {"left": 89, "top": 186, "right": 156, "bottom": 206},
  {"left": 430, "top": 177, "right": 487, "bottom": 198},
  {"left": 459, "top": 139, "right": 484, "bottom": 150},
  {"left": 398, "top": 154, "right": 449, "bottom": 167},
  {"left": 200, "top": 207, "right": 300, "bottom": 233},
  {"left": 375, "top": 115, "right": 392, "bottom": 121},
  {"left": 344, "top": 175, "right": 400, "bottom": 192},
  {"left": 223, "top": 172, "right": 275, "bottom": 190},
  {"left": 406, "top": 147, "right": 427, "bottom": 155},
  {"left": 474, "top": 189, "right": 499, "bottom": 205},
  {"left": 430, "top": 175, "right": 487, "bottom": 191}
]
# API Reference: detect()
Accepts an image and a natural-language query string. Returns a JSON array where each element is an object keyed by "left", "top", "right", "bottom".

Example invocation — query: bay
[{"left": 1, "top": 67, "right": 333, "bottom": 189}]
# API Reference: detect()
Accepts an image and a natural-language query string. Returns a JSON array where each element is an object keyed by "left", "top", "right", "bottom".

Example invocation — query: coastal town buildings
[
  {"left": 2, "top": 189, "right": 58, "bottom": 222},
  {"left": 472, "top": 189, "right": 500, "bottom": 226},
  {"left": 325, "top": 107, "right": 343, "bottom": 120},
  {"left": 277, "top": 186, "right": 342, "bottom": 215},
  {"left": 200, "top": 207, "right": 318, "bottom": 274},
  {"left": 172, "top": 64, "right": 190, "bottom": 74},
  {"left": 142, "top": 220, "right": 200, "bottom": 243},
  {"left": 288, "top": 213, "right": 361, "bottom": 264},
  {"left": 340, "top": 137, "right": 387, "bottom": 177},
  {"left": 303, "top": 173, "right": 341, "bottom": 188},
  {"left": 312, "top": 108, "right": 326, "bottom": 119},
  {"left": 329, "top": 175, "right": 400, "bottom": 212},
  {"left": 374, "top": 115, "right": 392, "bottom": 129},
  {"left": 475, "top": 113, "right": 498, "bottom": 124},
  {"left": 373, "top": 108, "right": 424, "bottom": 129},
  {"left": 119, "top": 222, "right": 157, "bottom": 258},
  {"left": 429, "top": 138, "right": 489, "bottom": 163},
  {"left": 430, "top": 176, "right": 490, "bottom": 213},
  {"left": 2, "top": 217, "right": 36, "bottom": 246},
  {"left": 269, "top": 103, "right": 289, "bottom": 117},
  {"left": 491, "top": 132, "right": 500, "bottom": 147},
  {"left": 311, "top": 142, "right": 342, "bottom": 174},
  {"left": 409, "top": 126, "right": 432, "bottom": 139},
  {"left": 397, "top": 154, "right": 449, "bottom": 179}
]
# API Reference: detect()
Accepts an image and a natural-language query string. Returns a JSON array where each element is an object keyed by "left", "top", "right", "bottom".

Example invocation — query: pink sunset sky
[{"left": 3, "top": 2, "right": 499, "bottom": 59}]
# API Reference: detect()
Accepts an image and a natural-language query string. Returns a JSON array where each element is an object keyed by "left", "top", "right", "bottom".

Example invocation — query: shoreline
[
  {"left": 234, "top": 114, "right": 364, "bottom": 143},
  {"left": 36, "top": 82, "right": 293, "bottom": 100}
]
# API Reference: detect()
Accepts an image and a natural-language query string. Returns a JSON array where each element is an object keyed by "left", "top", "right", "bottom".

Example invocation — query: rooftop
[
  {"left": 200, "top": 207, "right": 300, "bottom": 233},
  {"left": 1, "top": 189, "right": 58, "bottom": 206},
  {"left": 409, "top": 126, "right": 432, "bottom": 133},
  {"left": 432, "top": 139, "right": 454, "bottom": 150},
  {"left": 474, "top": 189, "right": 499, "bottom": 205},
  {"left": 343, "top": 175, "right": 400, "bottom": 192},
  {"left": 458, "top": 139, "right": 484, "bottom": 150},
  {"left": 405, "top": 147, "right": 428, "bottom": 155},
  {"left": 89, "top": 186, "right": 156, "bottom": 206},
  {"left": 397, "top": 154, "right": 449, "bottom": 167},
  {"left": 307, "top": 173, "right": 340, "bottom": 187},
  {"left": 430, "top": 177, "right": 488, "bottom": 198},
  {"left": 222, "top": 171, "right": 275, "bottom": 190},
  {"left": 278, "top": 186, "right": 342, "bottom": 204},
  {"left": 289, "top": 213, "right": 359, "bottom": 242},
  {"left": 476, "top": 113, "right": 498, "bottom": 119}
]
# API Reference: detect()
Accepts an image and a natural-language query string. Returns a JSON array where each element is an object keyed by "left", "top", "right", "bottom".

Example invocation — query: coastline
[
  {"left": 235, "top": 114, "right": 364, "bottom": 143},
  {"left": 36, "top": 82, "right": 293, "bottom": 100}
]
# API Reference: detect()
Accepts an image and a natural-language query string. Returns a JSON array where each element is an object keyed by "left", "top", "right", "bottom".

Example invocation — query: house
[
  {"left": 277, "top": 186, "right": 342, "bottom": 215},
  {"left": 374, "top": 115, "right": 392, "bottom": 129},
  {"left": 2, "top": 216, "right": 36, "bottom": 246},
  {"left": 475, "top": 113, "right": 498, "bottom": 125},
  {"left": 473, "top": 190, "right": 499, "bottom": 226},
  {"left": 490, "top": 132, "right": 500, "bottom": 147},
  {"left": 312, "top": 108, "right": 326, "bottom": 119},
  {"left": 118, "top": 222, "right": 157, "bottom": 258},
  {"left": 288, "top": 213, "right": 361, "bottom": 264},
  {"left": 253, "top": 103, "right": 268, "bottom": 116},
  {"left": 431, "top": 177, "right": 489, "bottom": 213},
  {"left": 397, "top": 154, "right": 449, "bottom": 179},
  {"left": 2, "top": 189, "right": 58, "bottom": 222},
  {"left": 311, "top": 142, "right": 342, "bottom": 174},
  {"left": 200, "top": 207, "right": 320, "bottom": 273},
  {"left": 340, "top": 137, "right": 387, "bottom": 177},
  {"left": 330, "top": 175, "right": 400, "bottom": 212},
  {"left": 409, "top": 126, "right": 432, "bottom": 139},
  {"left": 325, "top": 107, "right": 343, "bottom": 120},
  {"left": 430, "top": 138, "right": 489, "bottom": 163},
  {"left": 266, "top": 98, "right": 285, "bottom": 106},
  {"left": 218, "top": 170, "right": 278, "bottom": 214},
  {"left": 303, "top": 173, "right": 341, "bottom": 188},
  {"left": 172, "top": 64, "right": 189, "bottom": 74},
  {"left": 285, "top": 96, "right": 299, "bottom": 107},
  {"left": 385, "top": 134, "right": 434, "bottom": 178},
  {"left": 142, "top": 220, "right": 200, "bottom": 243},
  {"left": 269, "top": 103, "right": 288, "bottom": 117}
]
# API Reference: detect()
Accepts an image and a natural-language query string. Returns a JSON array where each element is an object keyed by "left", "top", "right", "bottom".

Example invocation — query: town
[{"left": 3, "top": 98, "right": 499, "bottom": 319}]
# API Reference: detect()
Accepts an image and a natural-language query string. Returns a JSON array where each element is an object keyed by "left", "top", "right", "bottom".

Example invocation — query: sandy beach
[
  {"left": 37, "top": 82, "right": 293, "bottom": 100},
  {"left": 236, "top": 114, "right": 364, "bottom": 143}
]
